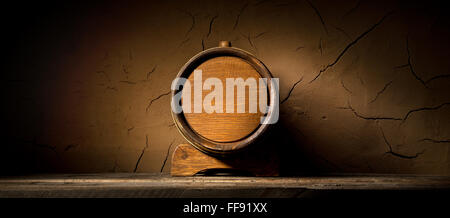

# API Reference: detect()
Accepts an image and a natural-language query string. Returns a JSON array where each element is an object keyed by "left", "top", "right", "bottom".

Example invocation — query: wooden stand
[{"left": 171, "top": 144, "right": 279, "bottom": 176}]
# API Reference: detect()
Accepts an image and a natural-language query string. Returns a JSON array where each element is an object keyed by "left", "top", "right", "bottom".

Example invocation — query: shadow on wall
[{"left": 1, "top": 0, "right": 450, "bottom": 175}]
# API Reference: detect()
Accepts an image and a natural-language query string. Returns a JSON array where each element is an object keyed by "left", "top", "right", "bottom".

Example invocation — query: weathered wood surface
[
  {"left": 171, "top": 144, "right": 279, "bottom": 176},
  {"left": 0, "top": 174, "right": 449, "bottom": 198}
]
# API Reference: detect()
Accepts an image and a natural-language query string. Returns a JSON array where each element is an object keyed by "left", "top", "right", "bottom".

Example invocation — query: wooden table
[{"left": 0, "top": 174, "right": 449, "bottom": 198}]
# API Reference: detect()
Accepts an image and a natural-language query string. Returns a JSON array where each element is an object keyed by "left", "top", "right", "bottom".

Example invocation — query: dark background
[{"left": 1, "top": 0, "right": 450, "bottom": 175}]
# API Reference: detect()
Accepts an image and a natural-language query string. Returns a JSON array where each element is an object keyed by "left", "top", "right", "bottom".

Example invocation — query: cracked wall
[{"left": 2, "top": 0, "right": 450, "bottom": 175}]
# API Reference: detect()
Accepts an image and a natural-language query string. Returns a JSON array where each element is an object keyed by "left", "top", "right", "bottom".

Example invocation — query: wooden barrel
[{"left": 171, "top": 41, "right": 276, "bottom": 156}]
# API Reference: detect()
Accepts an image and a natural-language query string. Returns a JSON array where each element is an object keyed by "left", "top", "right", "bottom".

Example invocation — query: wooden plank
[
  {"left": 171, "top": 144, "right": 279, "bottom": 176},
  {"left": 0, "top": 173, "right": 449, "bottom": 198},
  {"left": 1, "top": 174, "right": 449, "bottom": 189}
]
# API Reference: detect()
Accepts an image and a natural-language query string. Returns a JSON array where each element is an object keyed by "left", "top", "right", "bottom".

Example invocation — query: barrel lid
[{"left": 183, "top": 55, "right": 263, "bottom": 143}]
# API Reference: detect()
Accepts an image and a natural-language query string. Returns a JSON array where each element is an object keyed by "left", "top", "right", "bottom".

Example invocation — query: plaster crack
[
  {"left": 146, "top": 91, "right": 171, "bottom": 113},
  {"left": 122, "top": 64, "right": 131, "bottom": 74},
  {"left": 343, "top": 0, "right": 362, "bottom": 18},
  {"left": 419, "top": 138, "right": 450, "bottom": 144},
  {"left": 183, "top": 11, "right": 196, "bottom": 36},
  {"left": 334, "top": 26, "right": 352, "bottom": 40},
  {"left": 339, "top": 100, "right": 402, "bottom": 120},
  {"left": 341, "top": 79, "right": 352, "bottom": 94},
  {"left": 281, "top": 76, "right": 304, "bottom": 104},
  {"left": 402, "top": 102, "right": 450, "bottom": 122},
  {"left": 305, "top": 0, "right": 328, "bottom": 35},
  {"left": 369, "top": 80, "right": 393, "bottom": 103},
  {"left": 133, "top": 135, "right": 149, "bottom": 173},
  {"left": 147, "top": 66, "right": 157, "bottom": 80},
  {"left": 380, "top": 126, "right": 424, "bottom": 159},
  {"left": 425, "top": 74, "right": 450, "bottom": 84},
  {"left": 127, "top": 126, "right": 135, "bottom": 135},
  {"left": 310, "top": 11, "right": 393, "bottom": 83},
  {"left": 318, "top": 38, "right": 323, "bottom": 55},
  {"left": 405, "top": 37, "right": 428, "bottom": 88},
  {"left": 160, "top": 139, "right": 176, "bottom": 173},
  {"left": 178, "top": 37, "right": 190, "bottom": 48},
  {"left": 295, "top": 46, "right": 305, "bottom": 51},
  {"left": 106, "top": 86, "right": 118, "bottom": 91},
  {"left": 206, "top": 15, "right": 218, "bottom": 38},
  {"left": 201, "top": 38, "right": 205, "bottom": 51},
  {"left": 119, "top": 80, "right": 136, "bottom": 85},
  {"left": 243, "top": 31, "right": 268, "bottom": 51},
  {"left": 399, "top": 39, "right": 450, "bottom": 86},
  {"left": 64, "top": 144, "right": 78, "bottom": 152},
  {"left": 233, "top": 3, "right": 248, "bottom": 30}
]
